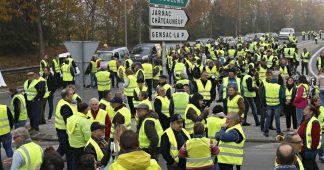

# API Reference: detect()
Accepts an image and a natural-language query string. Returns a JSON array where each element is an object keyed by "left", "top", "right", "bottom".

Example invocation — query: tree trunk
[{"left": 36, "top": 1, "right": 44, "bottom": 59}]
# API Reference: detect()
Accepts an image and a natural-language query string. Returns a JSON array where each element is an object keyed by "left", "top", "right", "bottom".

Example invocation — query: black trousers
[
  {"left": 145, "top": 79, "right": 153, "bottom": 100},
  {"left": 56, "top": 129, "right": 72, "bottom": 170},
  {"left": 70, "top": 147, "right": 84, "bottom": 170},
  {"left": 110, "top": 72, "right": 117, "bottom": 87},
  {"left": 284, "top": 104, "right": 297, "bottom": 129},
  {"left": 218, "top": 163, "right": 241, "bottom": 170},
  {"left": 26, "top": 100, "right": 40, "bottom": 131},
  {"left": 301, "top": 62, "right": 308, "bottom": 75},
  {"left": 54, "top": 73, "right": 62, "bottom": 88},
  {"left": 98, "top": 91, "right": 104, "bottom": 101},
  {"left": 127, "top": 96, "right": 135, "bottom": 116}
]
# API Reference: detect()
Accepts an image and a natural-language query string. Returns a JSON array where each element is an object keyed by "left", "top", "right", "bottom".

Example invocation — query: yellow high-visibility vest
[
  {"left": 265, "top": 83, "right": 281, "bottom": 106},
  {"left": 206, "top": 116, "right": 226, "bottom": 142},
  {"left": 108, "top": 60, "right": 117, "bottom": 72},
  {"left": 99, "top": 99, "right": 115, "bottom": 120},
  {"left": 38, "top": 77, "right": 49, "bottom": 98},
  {"left": 139, "top": 117, "right": 163, "bottom": 148},
  {"left": 85, "top": 137, "right": 104, "bottom": 161},
  {"left": 124, "top": 75, "right": 137, "bottom": 97},
  {"left": 96, "top": 71, "right": 111, "bottom": 91},
  {"left": 23, "top": 79, "right": 38, "bottom": 101},
  {"left": 297, "top": 83, "right": 309, "bottom": 99},
  {"left": 117, "top": 65, "right": 126, "bottom": 81},
  {"left": 55, "top": 99, "right": 74, "bottom": 130},
  {"left": 175, "top": 63, "right": 185, "bottom": 80},
  {"left": 90, "top": 60, "right": 98, "bottom": 73},
  {"left": 184, "top": 104, "right": 203, "bottom": 135},
  {"left": 61, "top": 64, "right": 73, "bottom": 81},
  {"left": 0, "top": 105, "right": 10, "bottom": 135},
  {"left": 172, "top": 92, "right": 190, "bottom": 116},
  {"left": 40, "top": 59, "right": 48, "bottom": 74},
  {"left": 52, "top": 59, "right": 61, "bottom": 73},
  {"left": 87, "top": 109, "right": 108, "bottom": 126},
  {"left": 139, "top": 99, "right": 153, "bottom": 110},
  {"left": 306, "top": 116, "right": 322, "bottom": 149},
  {"left": 227, "top": 95, "right": 243, "bottom": 113},
  {"left": 186, "top": 137, "right": 213, "bottom": 168},
  {"left": 110, "top": 107, "right": 132, "bottom": 138},
  {"left": 10, "top": 94, "right": 27, "bottom": 121},
  {"left": 242, "top": 75, "right": 256, "bottom": 97},
  {"left": 222, "top": 77, "right": 241, "bottom": 99},
  {"left": 155, "top": 96, "right": 170, "bottom": 118},
  {"left": 196, "top": 79, "right": 212, "bottom": 100},
  {"left": 285, "top": 87, "right": 293, "bottom": 103},
  {"left": 302, "top": 52, "right": 310, "bottom": 63},
  {"left": 17, "top": 142, "right": 43, "bottom": 170},
  {"left": 142, "top": 63, "right": 153, "bottom": 79}
]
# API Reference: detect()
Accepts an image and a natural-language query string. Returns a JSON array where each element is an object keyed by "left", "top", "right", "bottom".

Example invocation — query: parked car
[
  {"left": 97, "top": 47, "right": 129, "bottom": 68},
  {"left": 196, "top": 38, "right": 215, "bottom": 45},
  {"left": 279, "top": 28, "right": 295, "bottom": 40},
  {"left": 130, "top": 43, "right": 161, "bottom": 62}
]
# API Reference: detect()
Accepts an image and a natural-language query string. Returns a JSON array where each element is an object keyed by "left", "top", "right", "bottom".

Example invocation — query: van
[
  {"left": 130, "top": 43, "right": 161, "bottom": 62},
  {"left": 279, "top": 28, "right": 295, "bottom": 40},
  {"left": 97, "top": 47, "right": 129, "bottom": 68}
]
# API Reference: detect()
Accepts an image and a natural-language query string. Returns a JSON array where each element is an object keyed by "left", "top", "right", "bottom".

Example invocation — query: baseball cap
[
  {"left": 170, "top": 114, "right": 183, "bottom": 122},
  {"left": 90, "top": 122, "right": 107, "bottom": 132},
  {"left": 110, "top": 97, "right": 123, "bottom": 104},
  {"left": 136, "top": 103, "right": 149, "bottom": 110}
]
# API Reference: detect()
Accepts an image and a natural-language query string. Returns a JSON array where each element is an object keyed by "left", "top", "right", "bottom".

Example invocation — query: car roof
[{"left": 97, "top": 47, "right": 127, "bottom": 52}]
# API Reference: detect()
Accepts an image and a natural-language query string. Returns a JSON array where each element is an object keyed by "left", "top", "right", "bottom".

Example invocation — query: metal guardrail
[{"left": 1, "top": 65, "right": 39, "bottom": 75}]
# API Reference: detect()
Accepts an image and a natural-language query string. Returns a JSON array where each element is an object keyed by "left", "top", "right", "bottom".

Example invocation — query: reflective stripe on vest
[
  {"left": 96, "top": 71, "right": 111, "bottom": 91},
  {"left": 52, "top": 59, "right": 61, "bottom": 73},
  {"left": 186, "top": 138, "right": 213, "bottom": 168},
  {"left": 196, "top": 80, "right": 212, "bottom": 100},
  {"left": 242, "top": 75, "right": 256, "bottom": 97},
  {"left": 285, "top": 87, "right": 293, "bottom": 103},
  {"left": 297, "top": 84, "right": 309, "bottom": 99},
  {"left": 124, "top": 75, "right": 137, "bottom": 96},
  {"left": 61, "top": 64, "right": 73, "bottom": 81},
  {"left": 87, "top": 109, "right": 107, "bottom": 126},
  {"left": 172, "top": 92, "right": 189, "bottom": 116},
  {"left": 227, "top": 95, "right": 243, "bottom": 113},
  {"left": 306, "top": 116, "right": 322, "bottom": 149},
  {"left": 85, "top": 138, "right": 104, "bottom": 161},
  {"left": 90, "top": 60, "right": 98, "bottom": 73},
  {"left": 23, "top": 80, "right": 38, "bottom": 101},
  {"left": 155, "top": 96, "right": 170, "bottom": 118},
  {"left": 108, "top": 60, "right": 117, "bottom": 72},
  {"left": 17, "top": 142, "right": 43, "bottom": 170},
  {"left": 184, "top": 104, "right": 202, "bottom": 134},
  {"left": 218, "top": 124, "right": 246, "bottom": 165},
  {"left": 265, "top": 83, "right": 281, "bottom": 106},
  {"left": 139, "top": 117, "right": 163, "bottom": 148},
  {"left": 222, "top": 77, "right": 241, "bottom": 99},
  {"left": 142, "top": 63, "right": 153, "bottom": 79},
  {"left": 10, "top": 94, "right": 28, "bottom": 121},
  {"left": 0, "top": 105, "right": 10, "bottom": 135},
  {"left": 164, "top": 127, "right": 191, "bottom": 163},
  {"left": 207, "top": 116, "right": 226, "bottom": 142},
  {"left": 302, "top": 52, "right": 310, "bottom": 63}
]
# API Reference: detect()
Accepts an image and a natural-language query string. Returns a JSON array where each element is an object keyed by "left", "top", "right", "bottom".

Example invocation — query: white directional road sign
[
  {"left": 150, "top": 28, "right": 189, "bottom": 41},
  {"left": 149, "top": 7, "right": 188, "bottom": 27}
]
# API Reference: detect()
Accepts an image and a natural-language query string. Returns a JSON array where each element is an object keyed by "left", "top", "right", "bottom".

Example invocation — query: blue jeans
[
  {"left": 14, "top": 120, "right": 26, "bottom": 129},
  {"left": 90, "top": 72, "right": 97, "bottom": 88},
  {"left": 320, "top": 90, "right": 324, "bottom": 106},
  {"left": 0, "top": 133, "right": 14, "bottom": 158},
  {"left": 265, "top": 106, "right": 281, "bottom": 133},
  {"left": 296, "top": 108, "right": 304, "bottom": 126},
  {"left": 319, "top": 133, "right": 324, "bottom": 157},
  {"left": 244, "top": 97, "right": 260, "bottom": 124}
]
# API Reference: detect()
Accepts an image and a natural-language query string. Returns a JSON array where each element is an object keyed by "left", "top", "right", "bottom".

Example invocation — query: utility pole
[
  {"left": 139, "top": 1, "right": 142, "bottom": 43},
  {"left": 124, "top": 0, "right": 127, "bottom": 47}
]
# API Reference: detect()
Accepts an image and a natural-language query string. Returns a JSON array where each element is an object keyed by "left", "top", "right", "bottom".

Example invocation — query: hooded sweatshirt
[{"left": 66, "top": 112, "right": 91, "bottom": 148}]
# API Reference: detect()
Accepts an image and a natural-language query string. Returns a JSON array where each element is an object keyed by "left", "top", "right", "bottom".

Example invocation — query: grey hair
[
  {"left": 89, "top": 98, "right": 99, "bottom": 105},
  {"left": 283, "top": 131, "right": 298, "bottom": 143},
  {"left": 157, "top": 86, "right": 164, "bottom": 94},
  {"left": 228, "top": 112, "right": 241, "bottom": 124},
  {"left": 12, "top": 127, "right": 30, "bottom": 140}
]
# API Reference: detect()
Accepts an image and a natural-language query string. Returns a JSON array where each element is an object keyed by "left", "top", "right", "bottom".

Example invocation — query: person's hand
[
  {"left": 203, "top": 106, "right": 209, "bottom": 113},
  {"left": 222, "top": 122, "right": 229, "bottom": 128},
  {"left": 3, "top": 158, "right": 12, "bottom": 165}
]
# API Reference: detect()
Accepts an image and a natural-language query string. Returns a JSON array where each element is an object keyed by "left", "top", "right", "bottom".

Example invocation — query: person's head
[
  {"left": 136, "top": 104, "right": 149, "bottom": 119},
  {"left": 90, "top": 122, "right": 107, "bottom": 139},
  {"left": 286, "top": 77, "right": 294, "bottom": 86},
  {"left": 137, "top": 79, "right": 145, "bottom": 88},
  {"left": 34, "top": 72, "right": 41, "bottom": 79},
  {"left": 175, "top": 83, "right": 184, "bottom": 91},
  {"left": 139, "top": 91, "right": 148, "bottom": 101},
  {"left": 280, "top": 58, "right": 287, "bottom": 65},
  {"left": 282, "top": 132, "right": 303, "bottom": 153},
  {"left": 89, "top": 98, "right": 99, "bottom": 112},
  {"left": 266, "top": 70, "right": 273, "bottom": 81},
  {"left": 227, "top": 85, "right": 237, "bottom": 96},
  {"left": 12, "top": 127, "right": 30, "bottom": 147},
  {"left": 303, "top": 105, "right": 316, "bottom": 117},
  {"left": 276, "top": 144, "right": 296, "bottom": 166},
  {"left": 228, "top": 68, "right": 236, "bottom": 78},
  {"left": 298, "top": 75, "right": 308, "bottom": 84},
  {"left": 114, "top": 124, "right": 127, "bottom": 143},
  {"left": 184, "top": 85, "right": 190, "bottom": 94},
  {"left": 226, "top": 112, "right": 241, "bottom": 128},
  {"left": 77, "top": 103, "right": 89, "bottom": 114},
  {"left": 61, "top": 88, "right": 73, "bottom": 102},
  {"left": 102, "top": 90, "right": 112, "bottom": 101},
  {"left": 43, "top": 54, "right": 48, "bottom": 60},
  {"left": 157, "top": 87, "right": 165, "bottom": 97},
  {"left": 208, "top": 61, "right": 214, "bottom": 67},
  {"left": 77, "top": 154, "right": 96, "bottom": 170},
  {"left": 40, "top": 146, "right": 64, "bottom": 170},
  {"left": 159, "top": 75, "right": 168, "bottom": 84},
  {"left": 43, "top": 67, "right": 50, "bottom": 76},
  {"left": 125, "top": 69, "right": 134, "bottom": 76},
  {"left": 201, "top": 71, "right": 209, "bottom": 81},
  {"left": 120, "top": 130, "right": 139, "bottom": 152},
  {"left": 193, "top": 122, "right": 205, "bottom": 135},
  {"left": 9, "top": 86, "right": 18, "bottom": 96},
  {"left": 170, "top": 114, "right": 184, "bottom": 132},
  {"left": 26, "top": 72, "right": 35, "bottom": 81},
  {"left": 303, "top": 48, "right": 307, "bottom": 53},
  {"left": 67, "top": 85, "right": 76, "bottom": 93},
  {"left": 212, "top": 105, "right": 223, "bottom": 114},
  {"left": 190, "top": 93, "right": 204, "bottom": 108},
  {"left": 311, "top": 95, "right": 321, "bottom": 107},
  {"left": 110, "top": 96, "right": 123, "bottom": 109}
]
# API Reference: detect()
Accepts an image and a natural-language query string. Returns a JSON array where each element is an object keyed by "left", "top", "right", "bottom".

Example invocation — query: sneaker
[{"left": 242, "top": 122, "right": 251, "bottom": 126}]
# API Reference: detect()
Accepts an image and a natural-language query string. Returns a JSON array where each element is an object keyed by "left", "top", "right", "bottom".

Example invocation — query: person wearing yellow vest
[
  {"left": 0, "top": 103, "right": 14, "bottom": 167},
  {"left": 275, "top": 144, "right": 299, "bottom": 169},
  {"left": 297, "top": 105, "right": 321, "bottom": 169},
  {"left": 275, "top": 132, "right": 305, "bottom": 170},
  {"left": 51, "top": 54, "right": 62, "bottom": 88},
  {"left": 193, "top": 71, "right": 215, "bottom": 107},
  {"left": 54, "top": 88, "right": 74, "bottom": 170},
  {"left": 10, "top": 127, "right": 43, "bottom": 170},
  {"left": 108, "top": 57, "right": 118, "bottom": 87},
  {"left": 160, "top": 114, "right": 191, "bottom": 169},
  {"left": 87, "top": 98, "right": 111, "bottom": 139},
  {"left": 95, "top": 67, "right": 111, "bottom": 100},
  {"left": 207, "top": 105, "right": 226, "bottom": 142},
  {"left": 43, "top": 67, "right": 58, "bottom": 122},
  {"left": 317, "top": 51, "right": 324, "bottom": 71},
  {"left": 166, "top": 53, "right": 175, "bottom": 83},
  {"left": 176, "top": 73, "right": 190, "bottom": 87},
  {"left": 242, "top": 69, "right": 260, "bottom": 126},
  {"left": 174, "top": 58, "right": 186, "bottom": 81},
  {"left": 156, "top": 75, "right": 172, "bottom": 99},
  {"left": 184, "top": 93, "right": 209, "bottom": 136},
  {"left": 124, "top": 55, "right": 133, "bottom": 70},
  {"left": 293, "top": 75, "right": 309, "bottom": 125},
  {"left": 109, "top": 130, "right": 161, "bottom": 170},
  {"left": 263, "top": 74, "right": 285, "bottom": 137},
  {"left": 99, "top": 90, "right": 115, "bottom": 121},
  {"left": 86, "top": 55, "right": 99, "bottom": 88},
  {"left": 9, "top": 87, "right": 27, "bottom": 129},
  {"left": 134, "top": 63, "right": 145, "bottom": 82},
  {"left": 220, "top": 68, "right": 242, "bottom": 115},
  {"left": 66, "top": 103, "right": 91, "bottom": 170},
  {"left": 178, "top": 122, "right": 219, "bottom": 169},
  {"left": 116, "top": 60, "right": 126, "bottom": 85},
  {"left": 84, "top": 122, "right": 111, "bottom": 168},
  {"left": 35, "top": 72, "right": 49, "bottom": 125},
  {"left": 133, "top": 79, "right": 148, "bottom": 109},
  {"left": 123, "top": 69, "right": 137, "bottom": 115},
  {"left": 227, "top": 85, "right": 245, "bottom": 118},
  {"left": 142, "top": 58, "right": 154, "bottom": 100},
  {"left": 301, "top": 48, "right": 310, "bottom": 75},
  {"left": 138, "top": 91, "right": 153, "bottom": 110},
  {"left": 153, "top": 61, "right": 162, "bottom": 88},
  {"left": 216, "top": 112, "right": 246, "bottom": 170},
  {"left": 154, "top": 87, "right": 170, "bottom": 130},
  {"left": 110, "top": 96, "right": 132, "bottom": 139},
  {"left": 136, "top": 103, "right": 163, "bottom": 160},
  {"left": 61, "top": 59, "right": 75, "bottom": 88},
  {"left": 170, "top": 83, "right": 190, "bottom": 117},
  {"left": 39, "top": 54, "right": 49, "bottom": 76},
  {"left": 23, "top": 72, "right": 43, "bottom": 132},
  {"left": 284, "top": 77, "right": 297, "bottom": 132}
]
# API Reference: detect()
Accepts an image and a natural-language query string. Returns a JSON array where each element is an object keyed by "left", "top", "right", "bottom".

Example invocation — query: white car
[{"left": 279, "top": 28, "right": 295, "bottom": 40}]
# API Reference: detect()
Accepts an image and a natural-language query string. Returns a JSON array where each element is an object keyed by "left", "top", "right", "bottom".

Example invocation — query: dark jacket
[
  {"left": 137, "top": 111, "right": 160, "bottom": 159},
  {"left": 84, "top": 135, "right": 111, "bottom": 166},
  {"left": 34, "top": 79, "right": 46, "bottom": 101},
  {"left": 11, "top": 93, "right": 22, "bottom": 123},
  {"left": 43, "top": 73, "right": 57, "bottom": 95},
  {"left": 154, "top": 97, "right": 169, "bottom": 130}
]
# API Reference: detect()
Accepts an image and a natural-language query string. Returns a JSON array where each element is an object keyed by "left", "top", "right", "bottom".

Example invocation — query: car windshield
[
  {"left": 281, "top": 28, "right": 291, "bottom": 32},
  {"left": 132, "top": 46, "right": 151, "bottom": 55},
  {"left": 98, "top": 52, "right": 113, "bottom": 60}
]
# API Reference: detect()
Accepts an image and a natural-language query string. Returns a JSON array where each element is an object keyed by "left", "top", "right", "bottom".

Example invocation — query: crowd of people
[{"left": 0, "top": 32, "right": 324, "bottom": 170}]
